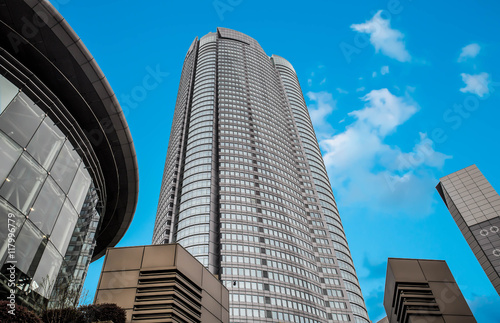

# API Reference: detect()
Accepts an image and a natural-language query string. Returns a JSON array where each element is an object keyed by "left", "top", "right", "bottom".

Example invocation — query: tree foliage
[
  {"left": 41, "top": 307, "right": 84, "bottom": 323},
  {"left": 80, "top": 303, "right": 126, "bottom": 323},
  {"left": 0, "top": 300, "right": 42, "bottom": 323},
  {"left": 41, "top": 303, "right": 125, "bottom": 323}
]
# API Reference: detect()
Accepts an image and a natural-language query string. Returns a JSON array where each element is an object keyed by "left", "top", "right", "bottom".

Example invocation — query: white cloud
[
  {"left": 307, "top": 79, "right": 312, "bottom": 87},
  {"left": 336, "top": 88, "right": 349, "bottom": 94},
  {"left": 373, "top": 66, "right": 389, "bottom": 77},
  {"left": 320, "top": 78, "right": 327, "bottom": 85},
  {"left": 349, "top": 88, "right": 418, "bottom": 136},
  {"left": 406, "top": 85, "right": 416, "bottom": 92},
  {"left": 458, "top": 43, "right": 480, "bottom": 62},
  {"left": 351, "top": 10, "right": 411, "bottom": 62},
  {"left": 313, "top": 89, "right": 451, "bottom": 216},
  {"left": 356, "top": 86, "right": 366, "bottom": 92},
  {"left": 396, "top": 133, "right": 451, "bottom": 169},
  {"left": 460, "top": 72, "right": 490, "bottom": 97},
  {"left": 306, "top": 91, "right": 336, "bottom": 138}
]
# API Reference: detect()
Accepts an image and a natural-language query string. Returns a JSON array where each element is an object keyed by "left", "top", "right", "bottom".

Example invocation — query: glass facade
[
  {"left": 153, "top": 37, "right": 199, "bottom": 246},
  {"left": 273, "top": 55, "right": 370, "bottom": 322},
  {"left": 153, "top": 28, "right": 369, "bottom": 322},
  {"left": 0, "top": 75, "right": 95, "bottom": 306},
  {"left": 0, "top": 0, "right": 138, "bottom": 312},
  {"left": 177, "top": 32, "right": 218, "bottom": 268}
]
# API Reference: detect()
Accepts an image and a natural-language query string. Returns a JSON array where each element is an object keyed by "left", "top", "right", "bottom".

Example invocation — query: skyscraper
[
  {"left": 153, "top": 28, "right": 369, "bottom": 323},
  {"left": 436, "top": 165, "right": 500, "bottom": 296},
  {"left": 0, "top": 0, "right": 138, "bottom": 310}
]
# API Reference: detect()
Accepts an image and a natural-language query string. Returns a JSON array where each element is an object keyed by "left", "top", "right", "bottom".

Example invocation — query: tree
[
  {"left": 39, "top": 277, "right": 87, "bottom": 323},
  {"left": 41, "top": 303, "right": 126, "bottom": 323},
  {"left": 80, "top": 303, "right": 126, "bottom": 323},
  {"left": 0, "top": 300, "right": 42, "bottom": 323},
  {"left": 41, "top": 308, "right": 84, "bottom": 323}
]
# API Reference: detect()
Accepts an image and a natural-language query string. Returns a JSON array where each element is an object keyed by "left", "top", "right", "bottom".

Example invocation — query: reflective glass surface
[
  {"left": 0, "top": 93, "right": 44, "bottom": 147},
  {"left": 27, "top": 118, "right": 65, "bottom": 169},
  {"left": 0, "top": 131, "right": 22, "bottom": 184},
  {"left": 29, "top": 177, "right": 65, "bottom": 233},
  {"left": 33, "top": 242, "right": 62, "bottom": 298},
  {"left": 67, "top": 163, "right": 91, "bottom": 213},
  {"left": 0, "top": 152, "right": 47, "bottom": 213},
  {"left": 0, "top": 74, "right": 98, "bottom": 303},
  {"left": 0, "top": 75, "right": 18, "bottom": 114},
  {"left": 14, "top": 220, "right": 44, "bottom": 275},
  {"left": 50, "top": 141, "right": 80, "bottom": 193},
  {"left": 0, "top": 198, "right": 25, "bottom": 266},
  {"left": 50, "top": 199, "right": 78, "bottom": 254}
]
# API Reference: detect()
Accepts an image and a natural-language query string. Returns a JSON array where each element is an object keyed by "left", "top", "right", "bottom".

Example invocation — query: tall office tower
[
  {"left": 153, "top": 28, "right": 369, "bottom": 323},
  {"left": 0, "top": 0, "right": 138, "bottom": 310},
  {"left": 383, "top": 258, "right": 476, "bottom": 323},
  {"left": 436, "top": 165, "right": 500, "bottom": 296}
]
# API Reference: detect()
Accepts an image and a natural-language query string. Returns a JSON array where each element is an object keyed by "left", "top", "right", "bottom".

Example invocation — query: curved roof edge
[
  {"left": 216, "top": 27, "right": 265, "bottom": 52},
  {"left": 0, "top": 0, "right": 139, "bottom": 261},
  {"left": 271, "top": 54, "right": 296, "bottom": 73}
]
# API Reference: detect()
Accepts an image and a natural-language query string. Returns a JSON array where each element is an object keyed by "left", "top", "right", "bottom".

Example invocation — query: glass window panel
[
  {"left": 0, "top": 198, "right": 26, "bottom": 267},
  {"left": 53, "top": 260, "right": 71, "bottom": 290},
  {"left": 27, "top": 118, "right": 65, "bottom": 169},
  {"left": 0, "top": 92, "right": 44, "bottom": 147},
  {"left": 0, "top": 152, "right": 47, "bottom": 213},
  {"left": 50, "top": 198, "right": 78, "bottom": 255},
  {"left": 29, "top": 177, "right": 65, "bottom": 234},
  {"left": 50, "top": 141, "right": 80, "bottom": 193},
  {"left": 32, "top": 242, "right": 62, "bottom": 298},
  {"left": 0, "top": 75, "right": 19, "bottom": 114},
  {"left": 0, "top": 131, "right": 22, "bottom": 184},
  {"left": 13, "top": 220, "right": 44, "bottom": 275},
  {"left": 67, "top": 164, "right": 91, "bottom": 213}
]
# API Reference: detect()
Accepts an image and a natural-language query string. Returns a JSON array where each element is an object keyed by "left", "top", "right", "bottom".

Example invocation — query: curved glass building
[
  {"left": 153, "top": 28, "right": 369, "bottom": 323},
  {"left": 0, "top": 0, "right": 138, "bottom": 310}
]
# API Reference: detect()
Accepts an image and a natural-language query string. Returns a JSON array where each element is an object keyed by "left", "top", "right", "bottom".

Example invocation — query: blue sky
[{"left": 56, "top": 0, "right": 500, "bottom": 321}]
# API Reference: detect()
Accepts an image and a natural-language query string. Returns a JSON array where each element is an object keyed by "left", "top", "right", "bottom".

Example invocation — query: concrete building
[
  {"left": 94, "top": 244, "right": 229, "bottom": 323},
  {"left": 383, "top": 258, "right": 476, "bottom": 323},
  {"left": 436, "top": 165, "right": 500, "bottom": 295},
  {"left": 0, "top": 0, "right": 138, "bottom": 310},
  {"left": 152, "top": 27, "right": 369, "bottom": 323}
]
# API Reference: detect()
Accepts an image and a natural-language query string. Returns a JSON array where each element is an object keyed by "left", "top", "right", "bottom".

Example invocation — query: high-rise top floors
[{"left": 153, "top": 27, "right": 369, "bottom": 323}]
